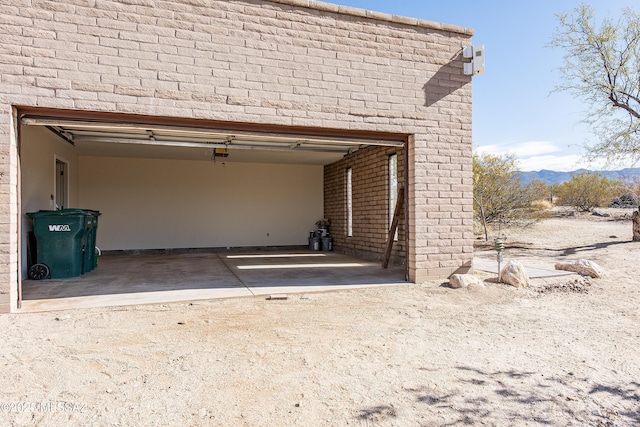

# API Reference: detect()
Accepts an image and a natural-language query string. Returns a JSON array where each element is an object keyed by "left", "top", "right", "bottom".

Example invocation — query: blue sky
[{"left": 328, "top": 0, "right": 638, "bottom": 171}]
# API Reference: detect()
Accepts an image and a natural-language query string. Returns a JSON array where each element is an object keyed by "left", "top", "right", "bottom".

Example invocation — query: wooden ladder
[{"left": 382, "top": 186, "right": 404, "bottom": 268}]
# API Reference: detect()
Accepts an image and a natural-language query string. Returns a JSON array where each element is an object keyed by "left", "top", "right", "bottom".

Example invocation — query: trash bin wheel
[{"left": 29, "top": 263, "right": 50, "bottom": 280}]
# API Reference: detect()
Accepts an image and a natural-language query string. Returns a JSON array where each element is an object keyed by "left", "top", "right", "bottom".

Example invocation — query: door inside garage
[{"left": 17, "top": 108, "right": 408, "bottom": 310}]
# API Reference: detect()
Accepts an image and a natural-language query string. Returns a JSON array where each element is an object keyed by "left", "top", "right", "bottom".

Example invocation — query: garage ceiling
[{"left": 21, "top": 117, "right": 405, "bottom": 165}]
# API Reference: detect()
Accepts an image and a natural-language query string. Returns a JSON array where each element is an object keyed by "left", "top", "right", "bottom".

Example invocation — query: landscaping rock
[
  {"left": 449, "top": 274, "right": 485, "bottom": 289},
  {"left": 500, "top": 260, "right": 530, "bottom": 288},
  {"left": 555, "top": 259, "right": 604, "bottom": 278}
]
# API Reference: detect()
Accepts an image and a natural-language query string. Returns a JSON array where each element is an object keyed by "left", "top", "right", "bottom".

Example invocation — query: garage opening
[{"left": 18, "top": 108, "right": 408, "bottom": 311}]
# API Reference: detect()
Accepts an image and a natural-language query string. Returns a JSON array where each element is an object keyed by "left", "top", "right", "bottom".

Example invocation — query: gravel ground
[{"left": 1, "top": 209, "right": 639, "bottom": 426}]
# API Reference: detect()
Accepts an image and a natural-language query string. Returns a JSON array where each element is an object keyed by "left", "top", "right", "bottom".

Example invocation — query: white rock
[
  {"left": 555, "top": 259, "right": 604, "bottom": 278},
  {"left": 500, "top": 260, "right": 530, "bottom": 288},
  {"left": 449, "top": 274, "right": 485, "bottom": 289}
]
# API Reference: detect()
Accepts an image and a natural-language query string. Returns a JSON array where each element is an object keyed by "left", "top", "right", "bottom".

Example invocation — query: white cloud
[
  {"left": 516, "top": 155, "right": 582, "bottom": 172},
  {"left": 474, "top": 141, "right": 562, "bottom": 158},
  {"left": 474, "top": 140, "right": 613, "bottom": 172},
  {"left": 513, "top": 155, "right": 608, "bottom": 172},
  {"left": 475, "top": 141, "right": 616, "bottom": 172}
]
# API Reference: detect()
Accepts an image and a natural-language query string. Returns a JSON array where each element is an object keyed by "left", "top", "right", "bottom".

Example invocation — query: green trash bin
[
  {"left": 27, "top": 209, "right": 91, "bottom": 279},
  {"left": 50, "top": 208, "right": 98, "bottom": 275}
]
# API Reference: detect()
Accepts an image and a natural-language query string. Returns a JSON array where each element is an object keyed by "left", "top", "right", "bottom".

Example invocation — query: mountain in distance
[{"left": 518, "top": 167, "right": 640, "bottom": 185}]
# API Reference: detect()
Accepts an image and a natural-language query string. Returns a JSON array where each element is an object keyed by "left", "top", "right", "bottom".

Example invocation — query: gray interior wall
[{"left": 78, "top": 156, "right": 323, "bottom": 251}]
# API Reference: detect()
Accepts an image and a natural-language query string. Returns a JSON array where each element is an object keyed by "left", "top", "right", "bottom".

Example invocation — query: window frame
[{"left": 346, "top": 167, "right": 353, "bottom": 237}]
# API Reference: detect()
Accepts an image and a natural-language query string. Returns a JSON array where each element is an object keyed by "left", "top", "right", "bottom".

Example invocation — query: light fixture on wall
[{"left": 463, "top": 45, "right": 485, "bottom": 75}]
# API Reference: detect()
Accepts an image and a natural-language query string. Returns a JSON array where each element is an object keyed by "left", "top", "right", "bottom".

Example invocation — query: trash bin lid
[
  {"left": 27, "top": 210, "right": 83, "bottom": 219},
  {"left": 27, "top": 209, "right": 100, "bottom": 218}
]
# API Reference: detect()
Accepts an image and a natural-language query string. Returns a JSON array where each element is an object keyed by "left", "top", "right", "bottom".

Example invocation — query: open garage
[
  {"left": 17, "top": 109, "right": 408, "bottom": 310},
  {"left": 1, "top": 0, "right": 475, "bottom": 313}
]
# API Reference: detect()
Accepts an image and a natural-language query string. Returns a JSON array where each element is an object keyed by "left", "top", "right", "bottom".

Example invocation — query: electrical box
[
  {"left": 472, "top": 45, "right": 485, "bottom": 74},
  {"left": 463, "top": 44, "right": 485, "bottom": 75},
  {"left": 464, "top": 63, "right": 474, "bottom": 75}
]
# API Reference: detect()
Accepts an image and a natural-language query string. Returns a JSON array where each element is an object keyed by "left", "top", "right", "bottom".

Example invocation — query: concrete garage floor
[{"left": 19, "top": 251, "right": 408, "bottom": 312}]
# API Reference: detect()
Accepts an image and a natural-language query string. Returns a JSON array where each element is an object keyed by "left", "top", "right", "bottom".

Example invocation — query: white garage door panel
[{"left": 79, "top": 156, "right": 323, "bottom": 251}]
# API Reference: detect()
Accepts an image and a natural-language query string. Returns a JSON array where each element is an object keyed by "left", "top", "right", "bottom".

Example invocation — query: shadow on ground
[
  {"left": 357, "top": 366, "right": 640, "bottom": 425},
  {"left": 476, "top": 239, "right": 635, "bottom": 260},
  {"left": 559, "top": 240, "right": 631, "bottom": 256}
]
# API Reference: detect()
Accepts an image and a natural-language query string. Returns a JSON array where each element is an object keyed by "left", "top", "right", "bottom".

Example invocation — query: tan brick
[
  {"left": 117, "top": 11, "right": 157, "bottom": 25},
  {"left": 35, "top": 77, "right": 71, "bottom": 89},
  {"left": 96, "top": 17, "right": 137, "bottom": 32},
  {"left": 118, "top": 31, "right": 158, "bottom": 44},
  {"left": 140, "top": 79, "right": 179, "bottom": 91},
  {"left": 75, "top": 6, "right": 116, "bottom": 19},
  {"left": 99, "top": 37, "right": 139, "bottom": 50},
  {"left": 55, "top": 11, "right": 96, "bottom": 26},
  {"left": 100, "top": 74, "right": 141, "bottom": 87},
  {"left": 155, "top": 89, "right": 191, "bottom": 100},
  {"left": 118, "top": 67, "right": 156, "bottom": 79},
  {"left": 118, "top": 48, "right": 157, "bottom": 61},
  {"left": 114, "top": 86, "right": 154, "bottom": 97},
  {"left": 56, "top": 89, "right": 99, "bottom": 100},
  {"left": 77, "top": 43, "right": 118, "bottom": 56},
  {"left": 93, "top": 0, "right": 135, "bottom": 12},
  {"left": 77, "top": 24, "right": 118, "bottom": 38},
  {"left": 63, "top": 69, "right": 103, "bottom": 83},
  {"left": 21, "top": 87, "right": 54, "bottom": 98}
]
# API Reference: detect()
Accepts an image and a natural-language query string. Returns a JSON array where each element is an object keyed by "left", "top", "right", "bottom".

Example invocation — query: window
[
  {"left": 388, "top": 154, "right": 398, "bottom": 241},
  {"left": 346, "top": 167, "right": 352, "bottom": 237}
]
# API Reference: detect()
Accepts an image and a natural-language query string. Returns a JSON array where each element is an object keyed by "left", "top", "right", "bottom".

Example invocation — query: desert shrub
[
  {"left": 555, "top": 172, "right": 618, "bottom": 211},
  {"left": 531, "top": 199, "right": 554, "bottom": 210},
  {"left": 473, "top": 154, "right": 551, "bottom": 240}
]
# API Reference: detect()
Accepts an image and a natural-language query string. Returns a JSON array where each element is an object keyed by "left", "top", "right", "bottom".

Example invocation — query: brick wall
[
  {"left": 407, "top": 132, "right": 475, "bottom": 282},
  {"left": 0, "top": 0, "right": 474, "bottom": 312},
  {"left": 324, "top": 146, "right": 405, "bottom": 264}
]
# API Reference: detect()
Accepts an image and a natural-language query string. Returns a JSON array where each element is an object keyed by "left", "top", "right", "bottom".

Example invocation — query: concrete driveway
[{"left": 19, "top": 251, "right": 408, "bottom": 312}]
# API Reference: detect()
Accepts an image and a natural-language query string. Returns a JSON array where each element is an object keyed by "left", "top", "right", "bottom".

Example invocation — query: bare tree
[{"left": 551, "top": 5, "right": 640, "bottom": 166}]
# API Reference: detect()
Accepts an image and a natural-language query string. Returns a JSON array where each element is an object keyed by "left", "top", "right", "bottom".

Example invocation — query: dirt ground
[{"left": 1, "top": 209, "right": 639, "bottom": 426}]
